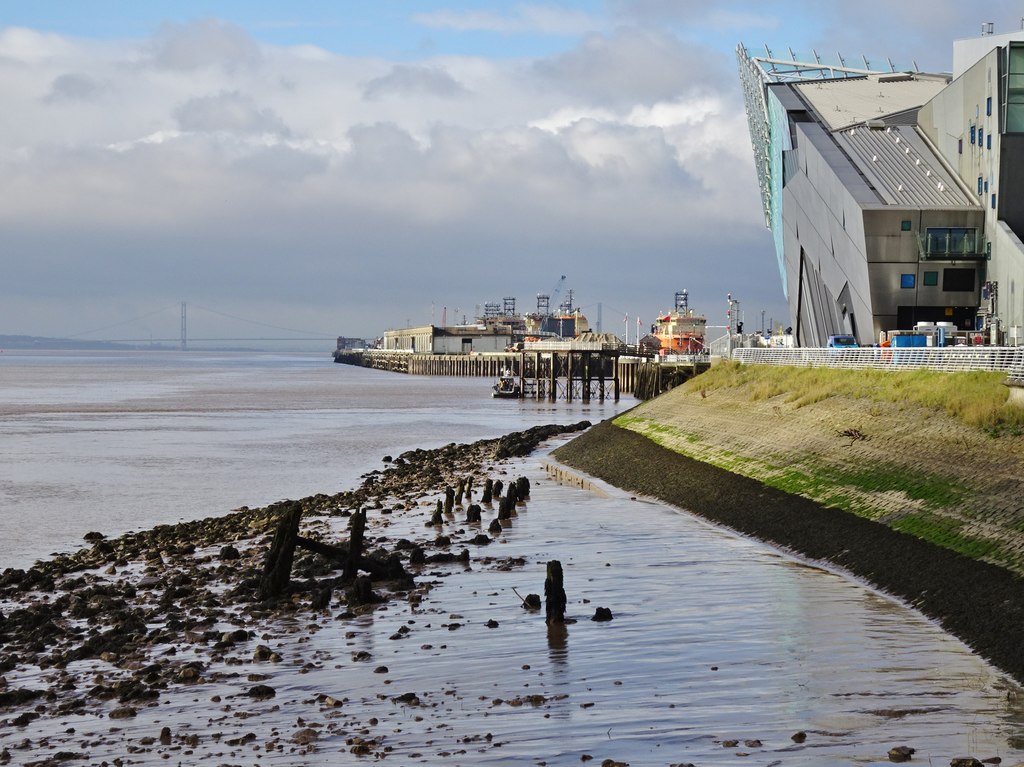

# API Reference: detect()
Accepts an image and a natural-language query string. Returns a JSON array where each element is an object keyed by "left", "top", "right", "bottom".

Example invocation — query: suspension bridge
[{"left": 67, "top": 302, "right": 339, "bottom": 350}]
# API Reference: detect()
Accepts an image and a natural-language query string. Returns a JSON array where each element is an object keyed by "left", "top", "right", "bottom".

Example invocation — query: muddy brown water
[{"left": 4, "top": 443, "right": 1022, "bottom": 766}]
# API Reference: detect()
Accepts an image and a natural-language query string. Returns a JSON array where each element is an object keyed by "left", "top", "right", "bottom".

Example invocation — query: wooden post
[
  {"left": 258, "top": 501, "right": 303, "bottom": 600},
  {"left": 343, "top": 509, "right": 366, "bottom": 581},
  {"left": 544, "top": 560, "right": 566, "bottom": 624}
]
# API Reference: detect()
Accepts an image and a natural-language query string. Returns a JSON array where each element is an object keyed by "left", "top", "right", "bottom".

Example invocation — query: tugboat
[
  {"left": 491, "top": 370, "right": 521, "bottom": 398},
  {"left": 649, "top": 290, "right": 706, "bottom": 355}
]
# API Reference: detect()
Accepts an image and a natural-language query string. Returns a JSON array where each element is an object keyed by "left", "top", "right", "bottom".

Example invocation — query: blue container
[{"left": 892, "top": 334, "right": 927, "bottom": 347}]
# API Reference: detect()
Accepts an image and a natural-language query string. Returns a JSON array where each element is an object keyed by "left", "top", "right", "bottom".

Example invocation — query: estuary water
[
  {"left": 0, "top": 350, "right": 621, "bottom": 570},
  {"left": 1, "top": 351, "right": 1023, "bottom": 765}
]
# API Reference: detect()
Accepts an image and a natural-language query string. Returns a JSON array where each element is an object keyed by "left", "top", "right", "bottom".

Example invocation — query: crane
[{"left": 536, "top": 274, "right": 566, "bottom": 317}]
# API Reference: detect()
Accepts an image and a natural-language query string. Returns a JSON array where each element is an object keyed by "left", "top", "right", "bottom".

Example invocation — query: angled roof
[
  {"left": 794, "top": 73, "right": 950, "bottom": 131},
  {"left": 836, "top": 124, "right": 977, "bottom": 208}
]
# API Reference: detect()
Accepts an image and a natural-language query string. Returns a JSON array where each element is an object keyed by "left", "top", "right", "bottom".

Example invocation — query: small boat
[{"left": 492, "top": 372, "right": 521, "bottom": 398}]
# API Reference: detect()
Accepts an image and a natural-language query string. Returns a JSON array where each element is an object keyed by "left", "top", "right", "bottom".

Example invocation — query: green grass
[
  {"left": 685, "top": 362, "right": 1024, "bottom": 431},
  {"left": 891, "top": 513, "right": 1002, "bottom": 560}
]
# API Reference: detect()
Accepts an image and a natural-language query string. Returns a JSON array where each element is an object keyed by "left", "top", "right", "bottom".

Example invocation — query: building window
[
  {"left": 988, "top": 133, "right": 992, "bottom": 150},
  {"left": 900, "top": 274, "right": 916, "bottom": 289},
  {"left": 987, "top": 96, "right": 993, "bottom": 116},
  {"left": 1003, "top": 42, "right": 1024, "bottom": 132},
  {"left": 959, "top": 138, "right": 963, "bottom": 153},
  {"left": 978, "top": 176, "right": 983, "bottom": 194},
  {"left": 970, "top": 125, "right": 977, "bottom": 144},
  {"left": 923, "top": 227, "right": 980, "bottom": 257},
  {"left": 923, "top": 271, "right": 939, "bottom": 286},
  {"left": 943, "top": 268, "right": 975, "bottom": 292},
  {"left": 992, "top": 193, "right": 998, "bottom": 209},
  {"left": 901, "top": 220, "right": 912, "bottom": 231},
  {"left": 979, "top": 127, "right": 984, "bottom": 146}
]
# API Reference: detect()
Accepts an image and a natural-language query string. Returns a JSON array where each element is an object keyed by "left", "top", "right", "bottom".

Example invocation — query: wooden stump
[
  {"left": 343, "top": 509, "right": 366, "bottom": 582},
  {"left": 481, "top": 478, "right": 493, "bottom": 504},
  {"left": 259, "top": 502, "right": 303, "bottom": 600},
  {"left": 544, "top": 560, "right": 566, "bottom": 625}
]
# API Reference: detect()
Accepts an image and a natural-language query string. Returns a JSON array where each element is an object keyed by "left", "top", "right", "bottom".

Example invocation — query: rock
[
  {"left": 888, "top": 745, "right": 916, "bottom": 762},
  {"left": 219, "top": 545, "right": 241, "bottom": 561},
  {"left": 293, "top": 727, "right": 319, "bottom": 744},
  {"left": 791, "top": 731, "right": 807, "bottom": 743},
  {"left": 108, "top": 706, "right": 137, "bottom": 719},
  {"left": 522, "top": 593, "right": 541, "bottom": 610},
  {"left": 950, "top": 760, "right": 983, "bottom": 767},
  {"left": 591, "top": 607, "right": 613, "bottom": 622},
  {"left": 83, "top": 531, "right": 105, "bottom": 542},
  {"left": 245, "top": 684, "right": 276, "bottom": 699}
]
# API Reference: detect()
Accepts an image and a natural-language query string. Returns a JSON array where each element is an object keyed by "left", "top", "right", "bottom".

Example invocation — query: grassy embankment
[{"left": 615, "top": 363, "right": 1024, "bottom": 574}]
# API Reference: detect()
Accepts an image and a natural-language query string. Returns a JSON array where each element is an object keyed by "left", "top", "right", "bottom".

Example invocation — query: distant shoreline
[{"left": 553, "top": 419, "right": 1024, "bottom": 684}]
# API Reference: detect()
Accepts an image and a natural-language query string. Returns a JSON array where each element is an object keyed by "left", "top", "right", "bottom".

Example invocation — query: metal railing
[{"left": 732, "top": 346, "right": 1024, "bottom": 378}]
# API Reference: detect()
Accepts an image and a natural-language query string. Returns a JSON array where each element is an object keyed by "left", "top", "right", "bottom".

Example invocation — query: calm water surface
[
  {"left": 0, "top": 351, "right": 620, "bottom": 568},
  {"left": 1, "top": 351, "right": 1022, "bottom": 765}
]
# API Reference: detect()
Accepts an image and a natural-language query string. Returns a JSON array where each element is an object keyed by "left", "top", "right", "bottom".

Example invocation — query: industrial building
[{"left": 738, "top": 24, "right": 1024, "bottom": 346}]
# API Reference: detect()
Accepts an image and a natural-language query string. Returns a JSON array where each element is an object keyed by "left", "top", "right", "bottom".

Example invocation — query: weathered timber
[
  {"left": 544, "top": 559, "right": 566, "bottom": 625},
  {"left": 258, "top": 502, "right": 303, "bottom": 600},
  {"left": 343, "top": 509, "right": 366, "bottom": 581}
]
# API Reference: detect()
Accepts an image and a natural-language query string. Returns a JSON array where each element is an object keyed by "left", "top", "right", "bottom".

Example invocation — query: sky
[{"left": 3, "top": 2, "right": 1024, "bottom": 345}]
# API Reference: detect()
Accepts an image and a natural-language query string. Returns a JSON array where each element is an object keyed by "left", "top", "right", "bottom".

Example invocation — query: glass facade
[{"left": 1003, "top": 42, "right": 1024, "bottom": 132}]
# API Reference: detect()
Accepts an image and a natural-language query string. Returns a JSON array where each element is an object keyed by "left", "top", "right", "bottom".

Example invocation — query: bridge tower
[{"left": 180, "top": 302, "right": 187, "bottom": 351}]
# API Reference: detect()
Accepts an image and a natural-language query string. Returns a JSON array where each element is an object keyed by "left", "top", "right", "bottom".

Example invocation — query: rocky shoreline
[
  {"left": 1, "top": 416, "right": 1022, "bottom": 765},
  {"left": 552, "top": 419, "right": 1024, "bottom": 686},
  {"left": 0, "top": 422, "right": 590, "bottom": 765}
]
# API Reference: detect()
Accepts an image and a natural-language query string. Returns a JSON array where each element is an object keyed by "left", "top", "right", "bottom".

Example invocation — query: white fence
[{"left": 732, "top": 346, "right": 1024, "bottom": 381}]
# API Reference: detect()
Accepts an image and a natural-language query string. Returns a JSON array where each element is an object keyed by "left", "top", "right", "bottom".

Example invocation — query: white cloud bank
[{"left": 1, "top": 17, "right": 777, "bottom": 341}]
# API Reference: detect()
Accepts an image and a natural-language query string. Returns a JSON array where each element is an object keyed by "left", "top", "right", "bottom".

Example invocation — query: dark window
[
  {"left": 923, "top": 271, "right": 938, "bottom": 286},
  {"left": 978, "top": 176, "right": 983, "bottom": 194},
  {"left": 979, "top": 127, "right": 984, "bottom": 146},
  {"left": 900, "top": 219, "right": 912, "bottom": 231},
  {"left": 992, "top": 193, "right": 998, "bottom": 209},
  {"left": 901, "top": 273, "right": 916, "bottom": 289},
  {"left": 987, "top": 96, "right": 993, "bottom": 116},
  {"left": 987, "top": 133, "right": 992, "bottom": 150},
  {"left": 970, "top": 125, "right": 976, "bottom": 143},
  {"left": 959, "top": 138, "right": 963, "bottom": 153},
  {"left": 943, "top": 268, "right": 975, "bottom": 292}
]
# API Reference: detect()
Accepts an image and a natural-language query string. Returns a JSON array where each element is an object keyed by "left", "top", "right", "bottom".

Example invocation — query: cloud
[
  {"left": 44, "top": 72, "right": 110, "bottom": 103},
  {"left": 533, "top": 28, "right": 731, "bottom": 107},
  {"left": 0, "top": 16, "right": 783, "bottom": 340},
  {"left": 174, "top": 91, "right": 291, "bottom": 136},
  {"left": 363, "top": 65, "right": 471, "bottom": 100},
  {"left": 149, "top": 18, "right": 263, "bottom": 71},
  {"left": 412, "top": 5, "right": 599, "bottom": 36}
]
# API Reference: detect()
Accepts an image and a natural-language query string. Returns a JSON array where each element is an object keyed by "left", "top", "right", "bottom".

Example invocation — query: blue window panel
[
  {"left": 900, "top": 274, "right": 916, "bottom": 289},
  {"left": 992, "top": 193, "right": 998, "bottom": 209},
  {"left": 985, "top": 180, "right": 989, "bottom": 192},
  {"left": 970, "top": 125, "right": 976, "bottom": 143},
  {"left": 987, "top": 133, "right": 992, "bottom": 150},
  {"left": 979, "top": 127, "right": 984, "bottom": 146},
  {"left": 978, "top": 176, "right": 984, "bottom": 194}
]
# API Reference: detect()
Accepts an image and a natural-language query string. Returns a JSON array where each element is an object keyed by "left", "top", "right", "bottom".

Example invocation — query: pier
[{"left": 334, "top": 345, "right": 709, "bottom": 399}]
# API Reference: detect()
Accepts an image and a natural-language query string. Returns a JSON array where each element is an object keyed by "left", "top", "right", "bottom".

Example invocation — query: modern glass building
[{"left": 739, "top": 30, "right": 1024, "bottom": 346}]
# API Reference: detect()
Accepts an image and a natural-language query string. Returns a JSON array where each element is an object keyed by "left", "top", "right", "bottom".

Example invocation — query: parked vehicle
[{"left": 827, "top": 334, "right": 858, "bottom": 348}]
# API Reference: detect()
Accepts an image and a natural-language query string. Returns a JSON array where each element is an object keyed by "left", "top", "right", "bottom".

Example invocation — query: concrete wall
[
  {"left": 383, "top": 325, "right": 434, "bottom": 352},
  {"left": 781, "top": 121, "right": 875, "bottom": 346}
]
